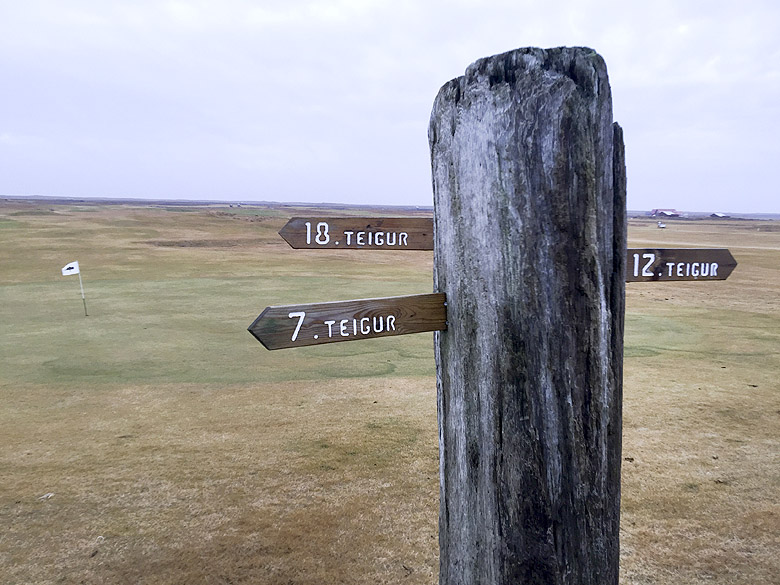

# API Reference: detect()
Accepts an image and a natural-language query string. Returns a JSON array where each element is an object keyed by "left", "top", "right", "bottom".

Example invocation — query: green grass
[
  {"left": 0, "top": 203, "right": 436, "bottom": 390},
  {"left": 0, "top": 202, "right": 441, "bottom": 584},
  {"left": 1, "top": 277, "right": 436, "bottom": 387},
  {"left": 1, "top": 203, "right": 778, "bottom": 585}
]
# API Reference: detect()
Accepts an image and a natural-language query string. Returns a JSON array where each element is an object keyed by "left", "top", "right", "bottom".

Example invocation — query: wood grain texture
[
  {"left": 279, "top": 217, "right": 434, "bottom": 250},
  {"left": 626, "top": 248, "right": 737, "bottom": 281},
  {"left": 430, "top": 47, "right": 626, "bottom": 585},
  {"left": 279, "top": 218, "right": 736, "bottom": 284},
  {"left": 248, "top": 293, "right": 446, "bottom": 350}
]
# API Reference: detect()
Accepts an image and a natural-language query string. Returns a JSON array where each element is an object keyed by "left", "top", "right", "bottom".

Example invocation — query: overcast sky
[{"left": 2, "top": 1, "right": 778, "bottom": 212}]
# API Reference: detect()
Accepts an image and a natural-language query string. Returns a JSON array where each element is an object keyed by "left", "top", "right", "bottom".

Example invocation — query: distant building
[
  {"left": 650, "top": 209, "right": 680, "bottom": 217},
  {"left": 710, "top": 212, "right": 730, "bottom": 219}
]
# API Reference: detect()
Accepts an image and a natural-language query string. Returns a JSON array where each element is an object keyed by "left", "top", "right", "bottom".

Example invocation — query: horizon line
[{"left": 2, "top": 194, "right": 778, "bottom": 218}]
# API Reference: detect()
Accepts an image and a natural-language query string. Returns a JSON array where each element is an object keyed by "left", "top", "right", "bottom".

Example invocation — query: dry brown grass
[
  {"left": 1, "top": 378, "right": 440, "bottom": 585},
  {"left": 620, "top": 218, "right": 779, "bottom": 585},
  {"left": 1, "top": 202, "right": 778, "bottom": 584}
]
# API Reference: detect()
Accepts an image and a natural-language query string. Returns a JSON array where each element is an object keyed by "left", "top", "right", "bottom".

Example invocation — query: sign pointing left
[
  {"left": 279, "top": 217, "right": 434, "bottom": 250},
  {"left": 248, "top": 293, "right": 447, "bottom": 350}
]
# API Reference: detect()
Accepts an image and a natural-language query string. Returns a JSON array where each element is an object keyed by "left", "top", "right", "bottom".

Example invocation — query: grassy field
[{"left": 1, "top": 200, "right": 778, "bottom": 584}]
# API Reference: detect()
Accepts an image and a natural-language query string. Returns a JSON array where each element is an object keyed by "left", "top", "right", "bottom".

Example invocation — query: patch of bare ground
[
  {"left": 1, "top": 203, "right": 777, "bottom": 584},
  {"left": 1, "top": 379, "right": 439, "bottom": 585},
  {"left": 621, "top": 219, "right": 780, "bottom": 585}
]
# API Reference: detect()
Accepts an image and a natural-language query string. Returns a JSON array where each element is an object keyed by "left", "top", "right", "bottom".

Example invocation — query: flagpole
[{"left": 78, "top": 272, "right": 88, "bottom": 316}]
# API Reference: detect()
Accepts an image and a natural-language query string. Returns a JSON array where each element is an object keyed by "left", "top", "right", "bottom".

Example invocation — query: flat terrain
[{"left": 1, "top": 200, "right": 777, "bottom": 584}]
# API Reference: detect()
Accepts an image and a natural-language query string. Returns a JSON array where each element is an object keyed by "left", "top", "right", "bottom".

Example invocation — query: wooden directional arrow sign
[
  {"left": 626, "top": 248, "right": 737, "bottom": 282},
  {"left": 279, "top": 217, "right": 434, "bottom": 250},
  {"left": 278, "top": 219, "right": 737, "bottom": 282},
  {"left": 248, "top": 293, "right": 447, "bottom": 350}
]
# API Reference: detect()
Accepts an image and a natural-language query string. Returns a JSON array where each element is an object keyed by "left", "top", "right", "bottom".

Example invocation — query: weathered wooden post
[{"left": 429, "top": 47, "right": 626, "bottom": 584}]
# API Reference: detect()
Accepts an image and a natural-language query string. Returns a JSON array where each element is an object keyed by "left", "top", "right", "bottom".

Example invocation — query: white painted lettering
[
  {"left": 324, "top": 320, "right": 336, "bottom": 338},
  {"left": 664, "top": 261, "right": 720, "bottom": 279},
  {"left": 375, "top": 231, "right": 384, "bottom": 246},
  {"left": 344, "top": 231, "right": 354, "bottom": 245},
  {"left": 356, "top": 231, "right": 365, "bottom": 246},
  {"left": 315, "top": 222, "right": 330, "bottom": 245},
  {"left": 400, "top": 232, "right": 408, "bottom": 246},
  {"left": 288, "top": 311, "right": 306, "bottom": 342},
  {"left": 642, "top": 253, "right": 655, "bottom": 277},
  {"left": 386, "top": 232, "right": 397, "bottom": 246},
  {"left": 318, "top": 314, "right": 400, "bottom": 339}
]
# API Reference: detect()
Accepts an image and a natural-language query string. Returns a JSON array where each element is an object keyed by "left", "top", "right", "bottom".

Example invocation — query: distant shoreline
[
  {"left": 2, "top": 194, "right": 778, "bottom": 220},
  {"left": 1, "top": 195, "right": 434, "bottom": 215}
]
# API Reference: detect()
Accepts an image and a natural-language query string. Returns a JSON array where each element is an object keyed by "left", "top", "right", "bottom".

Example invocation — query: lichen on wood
[{"left": 430, "top": 46, "right": 626, "bottom": 585}]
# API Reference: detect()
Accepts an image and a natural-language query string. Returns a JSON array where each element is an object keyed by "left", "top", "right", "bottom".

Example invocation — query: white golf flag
[{"left": 61, "top": 261, "right": 80, "bottom": 276}]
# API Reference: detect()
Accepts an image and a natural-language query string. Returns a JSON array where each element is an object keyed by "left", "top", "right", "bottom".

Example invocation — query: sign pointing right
[
  {"left": 626, "top": 248, "right": 737, "bottom": 282},
  {"left": 276, "top": 219, "right": 738, "bottom": 282}
]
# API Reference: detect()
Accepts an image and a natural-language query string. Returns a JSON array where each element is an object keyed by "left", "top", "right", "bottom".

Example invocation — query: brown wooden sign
[
  {"left": 626, "top": 248, "right": 737, "bottom": 282},
  {"left": 248, "top": 293, "right": 447, "bottom": 350},
  {"left": 278, "top": 220, "right": 737, "bottom": 283},
  {"left": 279, "top": 217, "right": 434, "bottom": 250}
]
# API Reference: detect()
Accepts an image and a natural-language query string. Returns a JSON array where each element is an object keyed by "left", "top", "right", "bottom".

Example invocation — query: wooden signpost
[
  {"left": 627, "top": 248, "right": 737, "bottom": 281},
  {"left": 280, "top": 218, "right": 737, "bottom": 282},
  {"left": 252, "top": 223, "right": 738, "bottom": 351},
  {"left": 279, "top": 217, "right": 433, "bottom": 250},
  {"left": 248, "top": 293, "right": 446, "bottom": 350},
  {"left": 249, "top": 46, "right": 742, "bottom": 585}
]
